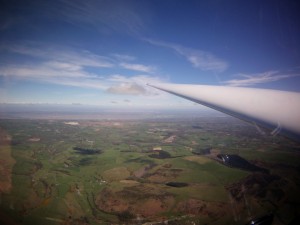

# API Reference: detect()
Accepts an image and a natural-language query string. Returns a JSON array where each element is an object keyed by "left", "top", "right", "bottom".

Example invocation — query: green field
[{"left": 0, "top": 118, "right": 299, "bottom": 225}]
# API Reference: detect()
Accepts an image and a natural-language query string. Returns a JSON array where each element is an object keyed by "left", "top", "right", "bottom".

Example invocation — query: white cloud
[
  {"left": 106, "top": 74, "right": 165, "bottom": 96},
  {"left": 120, "top": 63, "right": 155, "bottom": 73},
  {"left": 145, "top": 39, "right": 228, "bottom": 72},
  {"left": 107, "top": 83, "right": 147, "bottom": 95},
  {"left": 223, "top": 71, "right": 298, "bottom": 87}
]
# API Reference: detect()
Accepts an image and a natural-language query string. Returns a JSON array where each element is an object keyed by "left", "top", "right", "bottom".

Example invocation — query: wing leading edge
[{"left": 148, "top": 83, "right": 300, "bottom": 141}]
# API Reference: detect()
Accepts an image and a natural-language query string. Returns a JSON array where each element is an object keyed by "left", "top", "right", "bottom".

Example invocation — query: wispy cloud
[
  {"left": 0, "top": 62, "right": 108, "bottom": 89},
  {"left": 0, "top": 16, "right": 15, "bottom": 31},
  {"left": 108, "top": 74, "right": 163, "bottom": 85},
  {"left": 223, "top": 71, "right": 299, "bottom": 87},
  {"left": 3, "top": 42, "right": 114, "bottom": 68},
  {"left": 0, "top": 42, "right": 116, "bottom": 89},
  {"left": 40, "top": 0, "right": 146, "bottom": 36},
  {"left": 112, "top": 53, "right": 136, "bottom": 61},
  {"left": 145, "top": 39, "right": 228, "bottom": 72},
  {"left": 120, "top": 63, "right": 155, "bottom": 73}
]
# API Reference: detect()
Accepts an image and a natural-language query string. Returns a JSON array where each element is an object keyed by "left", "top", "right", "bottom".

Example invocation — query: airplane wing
[{"left": 148, "top": 83, "right": 300, "bottom": 141}]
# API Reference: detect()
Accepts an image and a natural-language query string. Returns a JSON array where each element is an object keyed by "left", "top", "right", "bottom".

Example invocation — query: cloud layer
[{"left": 0, "top": 42, "right": 161, "bottom": 94}]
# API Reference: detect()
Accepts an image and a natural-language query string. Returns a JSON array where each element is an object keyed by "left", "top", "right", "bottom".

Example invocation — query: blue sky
[{"left": 0, "top": 0, "right": 300, "bottom": 108}]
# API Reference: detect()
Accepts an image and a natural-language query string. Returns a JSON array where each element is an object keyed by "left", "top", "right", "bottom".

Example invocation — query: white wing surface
[{"left": 148, "top": 83, "right": 300, "bottom": 141}]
